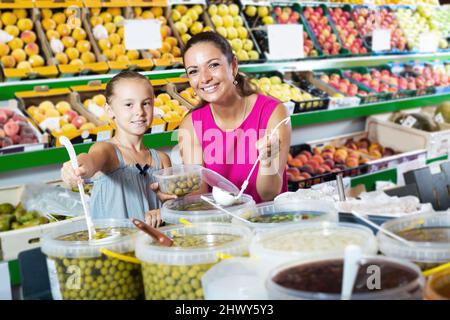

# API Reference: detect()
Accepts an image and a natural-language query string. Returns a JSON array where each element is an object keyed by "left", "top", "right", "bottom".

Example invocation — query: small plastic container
[
  {"left": 135, "top": 223, "right": 252, "bottom": 300},
  {"left": 378, "top": 212, "right": 450, "bottom": 270},
  {"left": 202, "top": 257, "right": 268, "bottom": 300},
  {"left": 266, "top": 255, "right": 424, "bottom": 300},
  {"left": 41, "top": 219, "right": 143, "bottom": 300},
  {"left": 153, "top": 164, "right": 203, "bottom": 197},
  {"left": 249, "top": 222, "right": 378, "bottom": 276},
  {"left": 162, "top": 193, "right": 255, "bottom": 225},
  {"left": 233, "top": 199, "right": 338, "bottom": 232},
  {"left": 424, "top": 269, "right": 450, "bottom": 300}
]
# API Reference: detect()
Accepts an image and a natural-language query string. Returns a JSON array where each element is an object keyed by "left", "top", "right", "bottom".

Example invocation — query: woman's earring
[
  {"left": 233, "top": 79, "right": 238, "bottom": 86},
  {"left": 193, "top": 91, "right": 197, "bottom": 96}
]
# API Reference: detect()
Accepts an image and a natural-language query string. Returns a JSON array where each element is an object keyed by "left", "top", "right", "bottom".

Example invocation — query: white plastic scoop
[
  {"left": 59, "top": 136, "right": 96, "bottom": 240},
  {"left": 341, "top": 245, "right": 363, "bottom": 300},
  {"left": 200, "top": 195, "right": 251, "bottom": 225},
  {"left": 213, "top": 116, "right": 291, "bottom": 206}
]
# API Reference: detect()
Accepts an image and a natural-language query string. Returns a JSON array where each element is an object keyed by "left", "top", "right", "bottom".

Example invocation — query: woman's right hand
[{"left": 61, "top": 158, "right": 87, "bottom": 187}]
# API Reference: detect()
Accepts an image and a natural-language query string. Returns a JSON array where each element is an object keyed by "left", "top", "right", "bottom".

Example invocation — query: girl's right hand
[{"left": 61, "top": 160, "right": 87, "bottom": 187}]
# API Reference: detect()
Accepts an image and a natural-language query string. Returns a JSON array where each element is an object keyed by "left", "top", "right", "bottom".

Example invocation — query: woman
[{"left": 178, "top": 32, "right": 291, "bottom": 203}]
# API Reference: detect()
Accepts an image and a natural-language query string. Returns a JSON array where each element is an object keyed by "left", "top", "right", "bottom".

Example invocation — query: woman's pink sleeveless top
[{"left": 191, "top": 94, "right": 288, "bottom": 203}]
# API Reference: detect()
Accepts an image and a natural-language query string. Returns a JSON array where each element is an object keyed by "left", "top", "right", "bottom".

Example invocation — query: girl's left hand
[
  {"left": 150, "top": 182, "right": 178, "bottom": 203},
  {"left": 145, "top": 209, "right": 162, "bottom": 228}
]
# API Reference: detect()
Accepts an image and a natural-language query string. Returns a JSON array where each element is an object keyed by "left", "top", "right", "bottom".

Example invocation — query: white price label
[
  {"left": 372, "top": 29, "right": 391, "bottom": 52},
  {"left": 151, "top": 124, "right": 165, "bottom": 134},
  {"left": 46, "top": 258, "right": 63, "bottom": 300},
  {"left": 40, "top": 117, "right": 61, "bottom": 131},
  {"left": 96, "top": 130, "right": 111, "bottom": 141},
  {"left": 124, "top": 19, "right": 162, "bottom": 50},
  {"left": 419, "top": 32, "right": 438, "bottom": 53},
  {"left": 401, "top": 115, "right": 417, "bottom": 128},
  {"left": 267, "top": 24, "right": 304, "bottom": 60},
  {"left": 285, "top": 101, "right": 295, "bottom": 115},
  {"left": 434, "top": 112, "right": 445, "bottom": 124},
  {"left": 169, "top": 0, "right": 206, "bottom": 5}
]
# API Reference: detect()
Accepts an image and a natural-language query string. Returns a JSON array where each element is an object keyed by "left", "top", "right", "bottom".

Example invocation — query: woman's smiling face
[{"left": 184, "top": 42, "right": 238, "bottom": 104}]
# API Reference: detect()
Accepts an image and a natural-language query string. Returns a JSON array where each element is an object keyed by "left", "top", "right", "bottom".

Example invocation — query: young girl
[{"left": 61, "top": 71, "right": 175, "bottom": 227}]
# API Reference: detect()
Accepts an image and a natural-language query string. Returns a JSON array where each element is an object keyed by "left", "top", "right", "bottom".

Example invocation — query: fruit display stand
[
  {"left": 367, "top": 111, "right": 450, "bottom": 159},
  {"left": 0, "top": 100, "right": 48, "bottom": 155},
  {"left": 206, "top": 0, "right": 265, "bottom": 63},
  {"left": 82, "top": 0, "right": 154, "bottom": 73},
  {"left": 34, "top": 0, "right": 110, "bottom": 77},
  {"left": 165, "top": 77, "right": 202, "bottom": 109},
  {"left": 127, "top": 0, "right": 184, "bottom": 70},
  {"left": 0, "top": 0, "right": 59, "bottom": 82},
  {"left": 15, "top": 87, "right": 113, "bottom": 147}
]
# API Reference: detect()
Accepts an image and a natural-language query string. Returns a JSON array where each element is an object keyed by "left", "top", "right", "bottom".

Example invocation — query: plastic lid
[
  {"left": 152, "top": 164, "right": 202, "bottom": 178},
  {"left": 135, "top": 223, "right": 252, "bottom": 265},
  {"left": 378, "top": 211, "right": 450, "bottom": 263},
  {"left": 233, "top": 200, "right": 338, "bottom": 231},
  {"left": 162, "top": 193, "right": 255, "bottom": 224},
  {"left": 41, "top": 219, "right": 137, "bottom": 258},
  {"left": 201, "top": 167, "right": 240, "bottom": 194},
  {"left": 266, "top": 255, "right": 424, "bottom": 300},
  {"left": 250, "top": 222, "right": 378, "bottom": 260}
]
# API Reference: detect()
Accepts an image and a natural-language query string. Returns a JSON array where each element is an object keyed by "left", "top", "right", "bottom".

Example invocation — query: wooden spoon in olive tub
[{"left": 132, "top": 218, "right": 174, "bottom": 247}]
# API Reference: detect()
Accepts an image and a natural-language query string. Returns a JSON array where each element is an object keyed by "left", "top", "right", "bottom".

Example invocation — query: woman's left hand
[
  {"left": 145, "top": 209, "right": 162, "bottom": 227},
  {"left": 256, "top": 134, "right": 281, "bottom": 169},
  {"left": 150, "top": 182, "right": 178, "bottom": 203}
]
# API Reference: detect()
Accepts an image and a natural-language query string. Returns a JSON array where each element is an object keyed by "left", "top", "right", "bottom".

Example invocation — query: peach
[
  {"left": 64, "top": 110, "right": 78, "bottom": 122},
  {"left": 71, "top": 115, "right": 87, "bottom": 129},
  {"left": 12, "top": 49, "right": 26, "bottom": 62},
  {"left": 52, "top": 12, "right": 67, "bottom": 25},
  {"left": 13, "top": 9, "right": 27, "bottom": 19},
  {"left": 346, "top": 157, "right": 359, "bottom": 168},
  {"left": 103, "top": 49, "right": 116, "bottom": 61},
  {"left": 56, "top": 24, "right": 71, "bottom": 37},
  {"left": 80, "top": 51, "right": 96, "bottom": 64},
  {"left": 300, "top": 150, "right": 312, "bottom": 160},
  {"left": 65, "top": 47, "right": 79, "bottom": 60},
  {"left": 322, "top": 145, "right": 335, "bottom": 153},
  {"left": 61, "top": 36, "right": 76, "bottom": 48},
  {"left": 312, "top": 147, "right": 321, "bottom": 155},
  {"left": 47, "top": 30, "right": 60, "bottom": 40},
  {"left": 98, "top": 39, "right": 111, "bottom": 51},
  {"left": 24, "top": 43, "right": 39, "bottom": 56},
  {"left": 126, "top": 50, "right": 139, "bottom": 61},
  {"left": 8, "top": 38, "right": 23, "bottom": 51},
  {"left": 72, "top": 27, "right": 86, "bottom": 41},
  {"left": 76, "top": 40, "right": 91, "bottom": 53},
  {"left": 29, "top": 54, "right": 45, "bottom": 67},
  {"left": 17, "top": 60, "right": 32, "bottom": 70},
  {"left": 1, "top": 12, "right": 17, "bottom": 26},
  {"left": 20, "top": 30, "right": 37, "bottom": 44},
  {"left": 69, "top": 59, "right": 83, "bottom": 66},
  {"left": 5, "top": 25, "right": 20, "bottom": 37},
  {"left": 321, "top": 164, "right": 332, "bottom": 172},
  {"left": 67, "top": 16, "right": 81, "bottom": 29},
  {"left": 17, "top": 18, "right": 33, "bottom": 31},
  {"left": 1, "top": 55, "right": 16, "bottom": 68},
  {"left": 0, "top": 43, "right": 10, "bottom": 56},
  {"left": 306, "top": 159, "right": 320, "bottom": 169},
  {"left": 42, "top": 18, "right": 57, "bottom": 31},
  {"left": 55, "top": 52, "right": 69, "bottom": 64},
  {"left": 312, "top": 155, "right": 324, "bottom": 164},
  {"left": 369, "top": 150, "right": 382, "bottom": 159},
  {"left": 56, "top": 101, "right": 71, "bottom": 114},
  {"left": 314, "top": 167, "right": 326, "bottom": 175},
  {"left": 93, "top": 94, "right": 106, "bottom": 107},
  {"left": 334, "top": 154, "right": 346, "bottom": 164}
]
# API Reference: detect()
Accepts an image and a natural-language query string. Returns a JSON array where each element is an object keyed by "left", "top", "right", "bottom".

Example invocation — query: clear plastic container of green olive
[
  {"left": 162, "top": 193, "right": 255, "bottom": 225},
  {"left": 233, "top": 199, "right": 338, "bottom": 233},
  {"left": 153, "top": 165, "right": 203, "bottom": 197},
  {"left": 135, "top": 223, "right": 252, "bottom": 300},
  {"left": 41, "top": 219, "right": 144, "bottom": 300}
]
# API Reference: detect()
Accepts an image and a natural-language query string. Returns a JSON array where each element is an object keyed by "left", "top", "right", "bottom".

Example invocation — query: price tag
[
  {"left": 46, "top": 259, "right": 62, "bottom": 300},
  {"left": 124, "top": 19, "right": 162, "bottom": 50},
  {"left": 401, "top": 115, "right": 417, "bottom": 128},
  {"left": 267, "top": 24, "right": 304, "bottom": 60},
  {"left": 151, "top": 124, "right": 165, "bottom": 134},
  {"left": 285, "top": 101, "right": 295, "bottom": 115},
  {"left": 0, "top": 262, "right": 11, "bottom": 300},
  {"left": 372, "top": 29, "right": 391, "bottom": 52},
  {"left": 96, "top": 130, "right": 111, "bottom": 141},
  {"left": 435, "top": 112, "right": 445, "bottom": 124},
  {"left": 40, "top": 117, "right": 60, "bottom": 131},
  {"left": 419, "top": 32, "right": 438, "bottom": 53},
  {"left": 240, "top": 0, "right": 271, "bottom": 6},
  {"left": 24, "top": 143, "right": 44, "bottom": 152}
]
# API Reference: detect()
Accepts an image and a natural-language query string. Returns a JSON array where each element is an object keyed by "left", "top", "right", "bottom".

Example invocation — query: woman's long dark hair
[{"left": 182, "top": 31, "right": 257, "bottom": 102}]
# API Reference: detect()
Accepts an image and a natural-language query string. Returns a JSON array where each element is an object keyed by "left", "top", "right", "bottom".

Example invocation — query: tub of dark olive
[
  {"left": 135, "top": 223, "right": 252, "bottom": 300},
  {"left": 153, "top": 164, "right": 202, "bottom": 197},
  {"left": 267, "top": 255, "right": 424, "bottom": 300},
  {"left": 162, "top": 193, "right": 255, "bottom": 224},
  {"left": 233, "top": 200, "right": 338, "bottom": 232},
  {"left": 378, "top": 212, "right": 450, "bottom": 270},
  {"left": 41, "top": 219, "right": 143, "bottom": 300}
]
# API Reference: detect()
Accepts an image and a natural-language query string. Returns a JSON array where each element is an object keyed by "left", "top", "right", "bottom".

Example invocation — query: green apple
[
  {"left": 236, "top": 49, "right": 249, "bottom": 61},
  {"left": 227, "top": 27, "right": 238, "bottom": 40},
  {"left": 237, "top": 26, "right": 248, "bottom": 39},
  {"left": 180, "top": 15, "right": 193, "bottom": 28},
  {"left": 229, "top": 4, "right": 239, "bottom": 17},
  {"left": 218, "top": 4, "right": 229, "bottom": 17},
  {"left": 243, "top": 39, "right": 253, "bottom": 51},
  {"left": 233, "top": 16, "right": 244, "bottom": 28},
  {"left": 211, "top": 15, "right": 223, "bottom": 28},
  {"left": 245, "top": 6, "right": 257, "bottom": 17},
  {"left": 216, "top": 26, "right": 227, "bottom": 38},
  {"left": 190, "top": 21, "right": 203, "bottom": 35},
  {"left": 257, "top": 6, "right": 269, "bottom": 18},
  {"left": 262, "top": 16, "right": 274, "bottom": 25},
  {"left": 231, "top": 38, "right": 243, "bottom": 51},
  {"left": 171, "top": 10, "right": 181, "bottom": 22},
  {"left": 174, "top": 21, "right": 188, "bottom": 35},
  {"left": 208, "top": 5, "right": 218, "bottom": 16},
  {"left": 248, "top": 50, "right": 259, "bottom": 60},
  {"left": 223, "top": 15, "right": 234, "bottom": 28}
]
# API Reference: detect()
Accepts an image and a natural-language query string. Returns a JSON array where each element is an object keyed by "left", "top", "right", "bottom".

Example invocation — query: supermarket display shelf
[
  {"left": 0, "top": 52, "right": 449, "bottom": 100},
  {"left": 1, "top": 92, "right": 448, "bottom": 174}
]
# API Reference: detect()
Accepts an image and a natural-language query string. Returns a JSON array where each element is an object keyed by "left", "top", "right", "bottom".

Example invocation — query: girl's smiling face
[
  {"left": 106, "top": 78, "right": 154, "bottom": 136},
  {"left": 184, "top": 42, "right": 238, "bottom": 104}
]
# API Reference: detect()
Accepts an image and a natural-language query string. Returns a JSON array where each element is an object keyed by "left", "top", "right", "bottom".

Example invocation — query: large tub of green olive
[
  {"left": 135, "top": 223, "right": 252, "bottom": 300},
  {"left": 161, "top": 193, "right": 255, "bottom": 225},
  {"left": 233, "top": 199, "right": 338, "bottom": 233},
  {"left": 153, "top": 164, "right": 202, "bottom": 197},
  {"left": 41, "top": 219, "right": 144, "bottom": 300}
]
